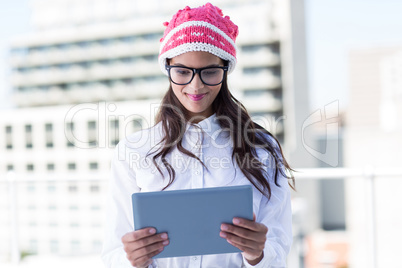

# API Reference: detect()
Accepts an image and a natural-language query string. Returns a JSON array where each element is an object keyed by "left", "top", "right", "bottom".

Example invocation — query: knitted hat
[{"left": 159, "top": 3, "right": 239, "bottom": 75}]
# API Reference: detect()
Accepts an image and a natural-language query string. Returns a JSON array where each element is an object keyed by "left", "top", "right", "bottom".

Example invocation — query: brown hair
[{"left": 150, "top": 72, "right": 295, "bottom": 199}]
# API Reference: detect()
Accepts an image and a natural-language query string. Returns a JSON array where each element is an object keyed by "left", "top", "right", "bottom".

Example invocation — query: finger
[
  {"left": 221, "top": 224, "right": 265, "bottom": 242},
  {"left": 132, "top": 240, "right": 169, "bottom": 260},
  {"left": 232, "top": 217, "right": 268, "bottom": 234},
  {"left": 124, "top": 233, "right": 169, "bottom": 254},
  {"left": 122, "top": 228, "right": 157, "bottom": 243},
  {"left": 253, "top": 213, "right": 256, "bottom": 221},
  {"left": 220, "top": 231, "right": 262, "bottom": 250},
  {"left": 128, "top": 246, "right": 164, "bottom": 267},
  {"left": 226, "top": 239, "right": 262, "bottom": 257},
  {"left": 133, "top": 233, "right": 169, "bottom": 250}
]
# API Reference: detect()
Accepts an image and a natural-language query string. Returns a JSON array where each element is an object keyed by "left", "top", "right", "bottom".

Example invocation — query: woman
[{"left": 102, "top": 3, "right": 294, "bottom": 268}]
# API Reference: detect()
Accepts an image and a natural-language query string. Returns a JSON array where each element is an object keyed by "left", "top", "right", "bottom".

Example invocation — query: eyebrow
[{"left": 169, "top": 63, "right": 223, "bottom": 68}]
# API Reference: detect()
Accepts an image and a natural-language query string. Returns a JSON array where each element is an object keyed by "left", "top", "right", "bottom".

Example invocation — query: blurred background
[{"left": 1, "top": 0, "right": 402, "bottom": 267}]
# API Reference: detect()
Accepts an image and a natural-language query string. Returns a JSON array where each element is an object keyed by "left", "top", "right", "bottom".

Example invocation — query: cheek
[
  {"left": 211, "top": 85, "right": 222, "bottom": 96},
  {"left": 171, "top": 84, "right": 184, "bottom": 97}
]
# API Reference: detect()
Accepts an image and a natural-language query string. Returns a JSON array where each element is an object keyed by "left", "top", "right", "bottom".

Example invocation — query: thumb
[{"left": 253, "top": 212, "right": 256, "bottom": 221}]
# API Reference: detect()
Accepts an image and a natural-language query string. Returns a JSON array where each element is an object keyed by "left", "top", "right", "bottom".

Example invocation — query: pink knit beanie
[{"left": 159, "top": 3, "right": 239, "bottom": 75}]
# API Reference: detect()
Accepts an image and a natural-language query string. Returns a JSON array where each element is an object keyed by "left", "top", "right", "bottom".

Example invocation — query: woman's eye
[
  {"left": 175, "top": 69, "right": 191, "bottom": 76},
  {"left": 202, "top": 69, "right": 218, "bottom": 76}
]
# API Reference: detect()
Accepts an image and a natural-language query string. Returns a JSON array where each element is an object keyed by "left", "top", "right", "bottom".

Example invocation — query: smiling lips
[{"left": 187, "top": 93, "right": 207, "bottom": 101}]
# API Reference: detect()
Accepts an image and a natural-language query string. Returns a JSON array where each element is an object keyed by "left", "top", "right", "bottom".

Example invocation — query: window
[
  {"left": 99, "top": 38, "right": 113, "bottom": 46},
  {"left": 70, "top": 223, "right": 80, "bottom": 228},
  {"left": 26, "top": 164, "right": 34, "bottom": 172},
  {"left": 120, "top": 36, "right": 136, "bottom": 43},
  {"left": 71, "top": 240, "right": 80, "bottom": 253},
  {"left": 110, "top": 119, "right": 119, "bottom": 129},
  {"left": 6, "top": 125, "right": 13, "bottom": 149},
  {"left": 109, "top": 119, "right": 119, "bottom": 146},
  {"left": 29, "top": 239, "right": 38, "bottom": 254},
  {"left": 75, "top": 62, "right": 88, "bottom": 69},
  {"left": 90, "top": 184, "right": 100, "bottom": 192},
  {"left": 142, "top": 32, "right": 161, "bottom": 40},
  {"left": 59, "top": 63, "right": 71, "bottom": 70},
  {"left": 243, "top": 67, "right": 265, "bottom": 75},
  {"left": 121, "top": 57, "right": 134, "bottom": 64},
  {"left": 25, "top": 124, "right": 33, "bottom": 149},
  {"left": 91, "top": 222, "right": 102, "bottom": 228},
  {"left": 142, "top": 54, "right": 157, "bottom": 61},
  {"left": 88, "top": 121, "right": 97, "bottom": 146},
  {"left": 88, "top": 121, "right": 96, "bottom": 129},
  {"left": 47, "top": 163, "right": 55, "bottom": 171},
  {"left": 133, "top": 118, "right": 142, "bottom": 132},
  {"left": 67, "top": 141, "right": 75, "bottom": 148},
  {"left": 122, "top": 78, "right": 134, "bottom": 84},
  {"left": 241, "top": 44, "right": 263, "bottom": 53},
  {"left": 66, "top": 122, "right": 74, "bottom": 130},
  {"left": 27, "top": 183, "right": 35, "bottom": 192},
  {"left": 50, "top": 240, "right": 59, "bottom": 253},
  {"left": 243, "top": 89, "right": 268, "bottom": 97},
  {"left": 38, "top": 84, "right": 49, "bottom": 90},
  {"left": 89, "top": 162, "right": 98, "bottom": 170},
  {"left": 77, "top": 41, "right": 89, "bottom": 47},
  {"left": 47, "top": 183, "right": 56, "bottom": 192},
  {"left": 66, "top": 122, "right": 75, "bottom": 147},
  {"left": 78, "top": 81, "right": 89, "bottom": 88},
  {"left": 68, "top": 184, "right": 78, "bottom": 192},
  {"left": 100, "top": 79, "right": 111, "bottom": 87},
  {"left": 57, "top": 43, "right": 71, "bottom": 50},
  {"left": 45, "top": 123, "right": 54, "bottom": 148},
  {"left": 67, "top": 163, "right": 76, "bottom": 170},
  {"left": 92, "top": 240, "right": 102, "bottom": 252}
]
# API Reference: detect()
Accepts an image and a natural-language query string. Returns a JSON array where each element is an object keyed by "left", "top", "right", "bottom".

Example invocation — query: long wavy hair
[{"left": 150, "top": 69, "right": 295, "bottom": 199}]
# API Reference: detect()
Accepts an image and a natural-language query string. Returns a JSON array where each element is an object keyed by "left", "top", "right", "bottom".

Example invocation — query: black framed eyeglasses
[{"left": 165, "top": 65, "right": 228, "bottom": 86}]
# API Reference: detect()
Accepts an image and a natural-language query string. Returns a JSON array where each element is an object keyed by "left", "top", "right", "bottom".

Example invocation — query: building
[
  {"left": 0, "top": 0, "right": 312, "bottom": 263},
  {"left": 345, "top": 46, "right": 402, "bottom": 267},
  {"left": 0, "top": 101, "right": 156, "bottom": 258},
  {"left": 7, "top": 0, "right": 312, "bottom": 144}
]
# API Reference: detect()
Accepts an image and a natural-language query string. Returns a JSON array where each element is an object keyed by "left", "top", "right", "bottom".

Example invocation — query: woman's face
[{"left": 168, "top": 51, "right": 224, "bottom": 123}]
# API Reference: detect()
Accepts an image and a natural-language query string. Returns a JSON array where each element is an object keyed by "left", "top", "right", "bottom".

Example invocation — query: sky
[
  {"left": 1, "top": 0, "right": 402, "bottom": 111},
  {"left": 0, "top": 0, "right": 31, "bottom": 110},
  {"left": 305, "top": 0, "right": 402, "bottom": 111}
]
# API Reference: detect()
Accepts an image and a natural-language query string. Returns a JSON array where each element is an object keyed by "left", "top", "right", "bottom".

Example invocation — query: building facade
[
  {"left": 345, "top": 46, "right": 402, "bottom": 267},
  {"left": 0, "top": 101, "right": 156, "bottom": 258}
]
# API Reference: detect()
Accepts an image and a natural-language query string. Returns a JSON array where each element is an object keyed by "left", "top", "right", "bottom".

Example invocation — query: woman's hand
[
  {"left": 220, "top": 213, "right": 268, "bottom": 265},
  {"left": 121, "top": 228, "right": 169, "bottom": 268}
]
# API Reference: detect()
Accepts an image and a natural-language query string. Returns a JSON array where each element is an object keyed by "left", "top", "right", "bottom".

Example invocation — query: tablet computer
[{"left": 131, "top": 185, "right": 253, "bottom": 258}]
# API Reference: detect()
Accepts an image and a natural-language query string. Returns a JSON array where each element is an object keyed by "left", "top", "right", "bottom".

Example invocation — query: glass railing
[{"left": 2, "top": 167, "right": 401, "bottom": 267}]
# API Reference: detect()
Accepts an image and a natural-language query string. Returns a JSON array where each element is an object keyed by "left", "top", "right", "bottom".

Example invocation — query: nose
[{"left": 188, "top": 73, "right": 204, "bottom": 91}]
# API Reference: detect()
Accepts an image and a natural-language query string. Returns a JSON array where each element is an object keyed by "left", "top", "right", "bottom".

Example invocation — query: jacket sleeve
[{"left": 101, "top": 140, "right": 157, "bottom": 268}]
